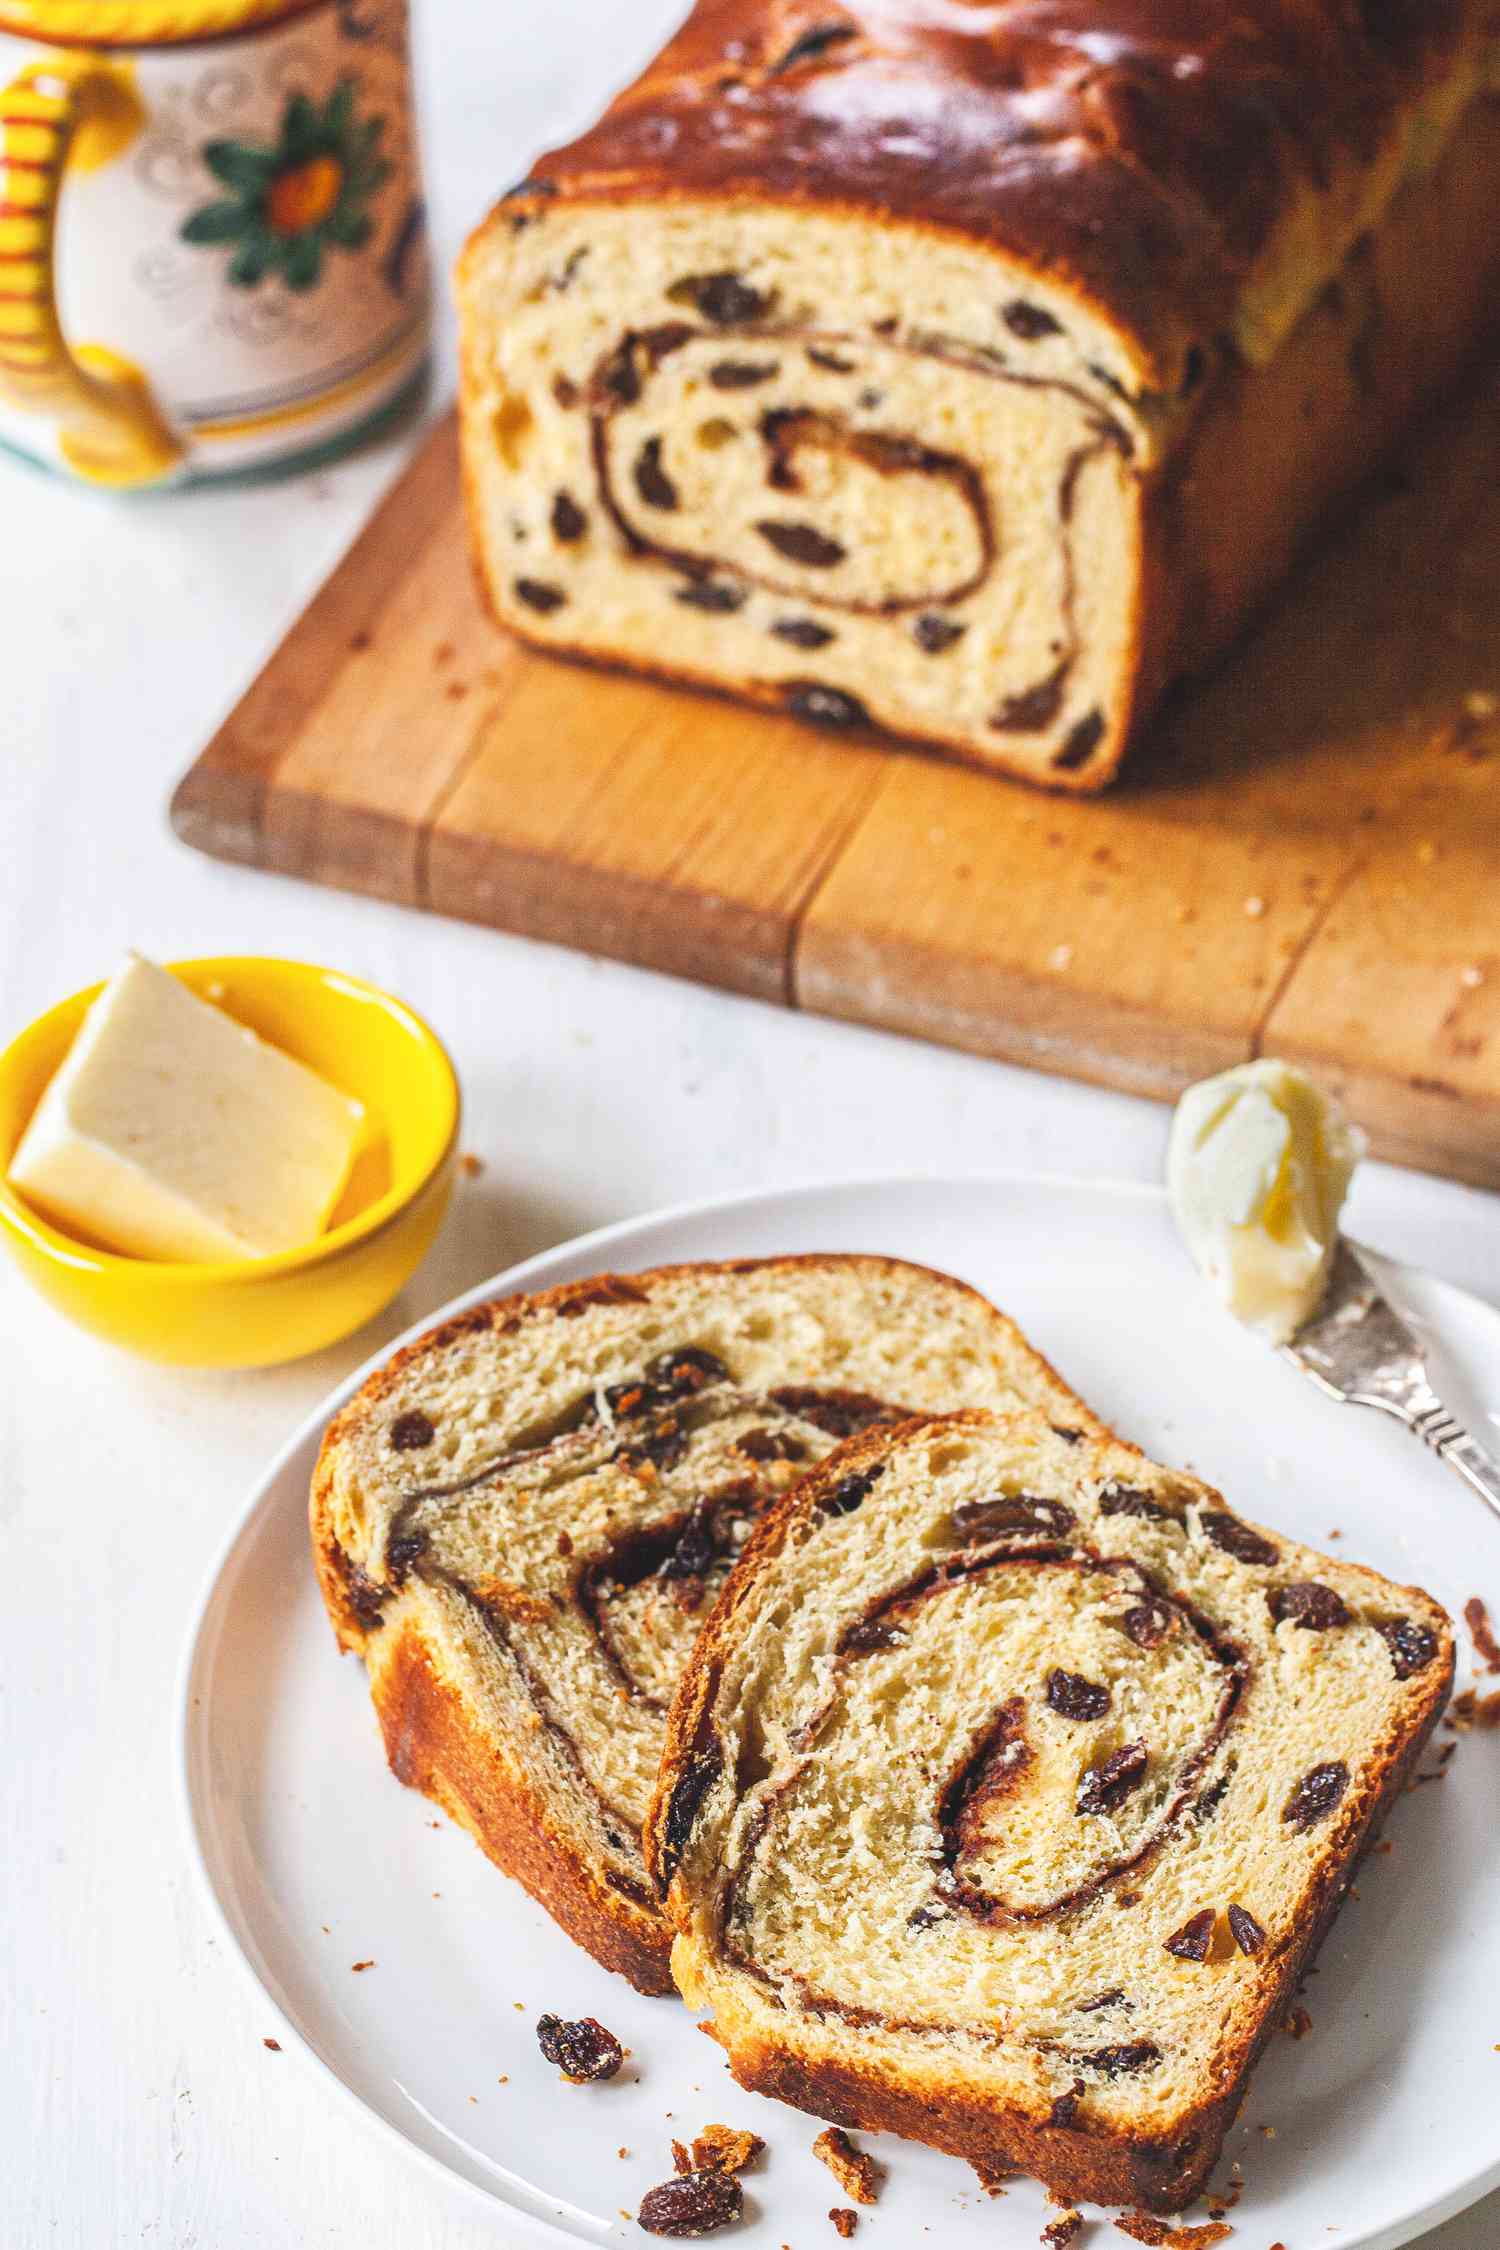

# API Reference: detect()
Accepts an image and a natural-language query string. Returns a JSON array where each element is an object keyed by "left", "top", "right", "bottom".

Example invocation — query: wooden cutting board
[{"left": 172, "top": 388, "right": 1500, "bottom": 1188}]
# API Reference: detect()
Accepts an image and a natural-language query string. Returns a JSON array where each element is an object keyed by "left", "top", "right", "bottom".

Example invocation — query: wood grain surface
[{"left": 172, "top": 387, "right": 1500, "bottom": 1186}]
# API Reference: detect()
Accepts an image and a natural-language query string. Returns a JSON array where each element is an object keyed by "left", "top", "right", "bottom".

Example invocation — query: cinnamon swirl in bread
[
  {"left": 647, "top": 1411, "right": 1452, "bottom": 2207},
  {"left": 456, "top": 0, "right": 1500, "bottom": 789},
  {"left": 310, "top": 1258, "right": 1095, "bottom": 1992}
]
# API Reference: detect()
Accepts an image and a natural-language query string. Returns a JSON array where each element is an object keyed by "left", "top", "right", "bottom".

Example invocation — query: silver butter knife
[{"left": 1283, "top": 1238, "right": 1500, "bottom": 1524}]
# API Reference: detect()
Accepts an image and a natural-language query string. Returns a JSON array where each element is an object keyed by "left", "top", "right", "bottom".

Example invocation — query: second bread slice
[{"left": 311, "top": 1255, "right": 1095, "bottom": 1992}]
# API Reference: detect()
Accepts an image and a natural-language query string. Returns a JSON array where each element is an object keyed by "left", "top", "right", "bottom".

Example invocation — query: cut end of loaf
[{"left": 458, "top": 198, "right": 1160, "bottom": 791}]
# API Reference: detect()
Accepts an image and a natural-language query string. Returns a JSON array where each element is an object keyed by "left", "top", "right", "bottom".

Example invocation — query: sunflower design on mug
[{"left": 181, "top": 77, "right": 392, "bottom": 291}]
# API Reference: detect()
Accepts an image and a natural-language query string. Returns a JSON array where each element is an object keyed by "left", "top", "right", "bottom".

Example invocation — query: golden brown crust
[
  {"left": 369, "top": 1623, "right": 676, "bottom": 1992},
  {"left": 648, "top": 1411, "right": 1455, "bottom": 2210},
  {"left": 1137, "top": 94, "right": 1500, "bottom": 709},
  {"left": 490, "top": 0, "right": 1476, "bottom": 390},
  {"left": 311, "top": 1257, "right": 1099, "bottom": 1992}
]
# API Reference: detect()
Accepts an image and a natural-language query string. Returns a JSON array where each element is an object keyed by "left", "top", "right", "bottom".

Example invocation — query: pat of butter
[
  {"left": 9, "top": 954, "right": 365, "bottom": 1262},
  {"left": 1166, "top": 1059, "right": 1364, "bottom": 1346}
]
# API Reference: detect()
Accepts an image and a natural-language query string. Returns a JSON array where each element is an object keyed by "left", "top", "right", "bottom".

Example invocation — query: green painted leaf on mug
[
  {"left": 179, "top": 73, "right": 396, "bottom": 295},
  {"left": 180, "top": 200, "right": 250, "bottom": 245}
]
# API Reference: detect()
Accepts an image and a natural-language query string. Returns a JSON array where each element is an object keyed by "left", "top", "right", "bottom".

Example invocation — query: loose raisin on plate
[
  {"left": 1227, "top": 1903, "right": 1266, "bottom": 1955},
  {"left": 1046, "top": 1668, "right": 1111, "bottom": 1721},
  {"left": 1164, "top": 1910, "right": 1215, "bottom": 1962},
  {"left": 1379, "top": 1616, "right": 1439, "bottom": 1679},
  {"left": 1202, "top": 1511, "right": 1279, "bottom": 1566},
  {"left": 535, "top": 2013, "right": 624, "bottom": 2083},
  {"left": 637, "top": 2169, "right": 743, "bottom": 2235},
  {"left": 1282, "top": 1760, "right": 1349, "bottom": 1833},
  {"left": 1270, "top": 1580, "right": 1350, "bottom": 1631},
  {"left": 1076, "top": 1740, "right": 1148, "bottom": 1816}
]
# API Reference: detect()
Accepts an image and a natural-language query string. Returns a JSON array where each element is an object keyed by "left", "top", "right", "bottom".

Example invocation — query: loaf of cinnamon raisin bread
[
  {"left": 646, "top": 1410, "right": 1452, "bottom": 2207},
  {"left": 457, "top": 0, "right": 1500, "bottom": 789},
  {"left": 311, "top": 1258, "right": 1097, "bottom": 1993}
]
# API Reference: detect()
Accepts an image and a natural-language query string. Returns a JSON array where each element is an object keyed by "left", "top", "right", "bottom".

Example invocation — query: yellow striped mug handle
[{"left": 0, "top": 54, "right": 183, "bottom": 487}]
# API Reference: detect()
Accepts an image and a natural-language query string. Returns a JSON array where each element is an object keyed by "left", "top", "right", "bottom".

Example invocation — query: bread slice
[
  {"left": 310, "top": 1258, "right": 1098, "bottom": 1993},
  {"left": 646, "top": 1409, "right": 1452, "bottom": 2207}
]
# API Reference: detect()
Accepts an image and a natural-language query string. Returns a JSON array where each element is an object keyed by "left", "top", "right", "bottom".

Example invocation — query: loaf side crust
[{"left": 368, "top": 1619, "right": 675, "bottom": 1991}]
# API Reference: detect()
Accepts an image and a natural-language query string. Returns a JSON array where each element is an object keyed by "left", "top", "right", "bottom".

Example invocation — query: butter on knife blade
[
  {"left": 9, "top": 953, "right": 365, "bottom": 1262},
  {"left": 1167, "top": 1058, "right": 1364, "bottom": 1347}
]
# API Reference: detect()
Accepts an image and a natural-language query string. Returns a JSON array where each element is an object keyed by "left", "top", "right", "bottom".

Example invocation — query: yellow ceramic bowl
[{"left": 0, "top": 957, "right": 460, "bottom": 1368}]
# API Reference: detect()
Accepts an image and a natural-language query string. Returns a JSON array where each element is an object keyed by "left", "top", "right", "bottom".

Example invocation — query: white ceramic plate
[{"left": 180, "top": 1174, "right": 1500, "bottom": 2250}]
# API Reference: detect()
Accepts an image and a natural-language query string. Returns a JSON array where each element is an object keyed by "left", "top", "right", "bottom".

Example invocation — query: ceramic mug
[{"left": 0, "top": 0, "right": 429, "bottom": 488}]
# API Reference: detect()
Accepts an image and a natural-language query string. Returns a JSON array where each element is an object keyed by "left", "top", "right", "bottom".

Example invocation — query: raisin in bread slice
[
  {"left": 311, "top": 1257, "right": 1098, "bottom": 1994},
  {"left": 646, "top": 1409, "right": 1452, "bottom": 2207}
]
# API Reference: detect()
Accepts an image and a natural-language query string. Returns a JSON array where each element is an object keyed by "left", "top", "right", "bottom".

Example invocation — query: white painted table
[{"left": 3, "top": 5, "right": 1497, "bottom": 2242}]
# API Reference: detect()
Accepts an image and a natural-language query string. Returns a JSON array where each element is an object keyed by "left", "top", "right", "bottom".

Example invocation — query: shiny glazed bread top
[{"left": 503, "top": 0, "right": 1487, "bottom": 389}]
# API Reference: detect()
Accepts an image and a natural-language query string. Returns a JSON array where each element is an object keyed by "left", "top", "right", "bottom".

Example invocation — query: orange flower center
[{"left": 267, "top": 154, "right": 343, "bottom": 235}]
